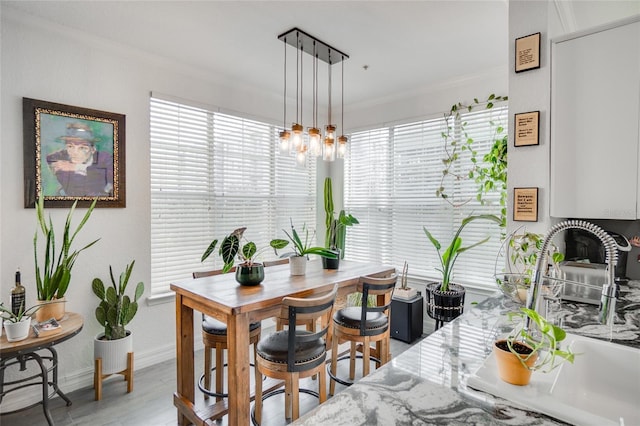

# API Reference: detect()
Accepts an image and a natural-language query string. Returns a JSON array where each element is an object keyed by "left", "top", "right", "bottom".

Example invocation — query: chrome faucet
[{"left": 525, "top": 220, "right": 618, "bottom": 331}]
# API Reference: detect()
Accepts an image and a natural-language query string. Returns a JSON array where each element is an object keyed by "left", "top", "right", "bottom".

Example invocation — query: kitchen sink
[{"left": 467, "top": 333, "right": 640, "bottom": 426}]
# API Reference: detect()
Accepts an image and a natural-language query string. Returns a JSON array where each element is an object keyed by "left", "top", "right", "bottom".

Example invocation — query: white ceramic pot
[
  {"left": 94, "top": 331, "right": 133, "bottom": 375},
  {"left": 289, "top": 255, "right": 307, "bottom": 276},
  {"left": 4, "top": 317, "right": 31, "bottom": 342}
]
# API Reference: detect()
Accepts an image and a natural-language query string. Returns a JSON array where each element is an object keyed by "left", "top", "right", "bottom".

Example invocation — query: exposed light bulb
[
  {"left": 308, "top": 127, "right": 321, "bottom": 157},
  {"left": 337, "top": 135, "right": 348, "bottom": 158},
  {"left": 323, "top": 137, "right": 335, "bottom": 162},
  {"left": 279, "top": 130, "right": 291, "bottom": 154}
]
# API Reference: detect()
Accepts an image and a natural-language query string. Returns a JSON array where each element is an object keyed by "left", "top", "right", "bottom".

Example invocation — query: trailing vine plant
[{"left": 436, "top": 94, "right": 508, "bottom": 230}]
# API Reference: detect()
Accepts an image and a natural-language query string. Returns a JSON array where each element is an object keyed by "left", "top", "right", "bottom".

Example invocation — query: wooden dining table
[{"left": 170, "top": 259, "right": 395, "bottom": 426}]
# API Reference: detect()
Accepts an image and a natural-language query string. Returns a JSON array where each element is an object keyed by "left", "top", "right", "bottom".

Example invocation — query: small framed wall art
[
  {"left": 514, "top": 111, "right": 540, "bottom": 147},
  {"left": 513, "top": 187, "right": 538, "bottom": 222},
  {"left": 23, "top": 98, "right": 126, "bottom": 208},
  {"left": 515, "top": 32, "right": 541, "bottom": 73}
]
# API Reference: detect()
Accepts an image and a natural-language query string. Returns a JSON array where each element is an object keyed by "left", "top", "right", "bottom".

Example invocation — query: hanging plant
[{"left": 436, "top": 94, "right": 508, "bottom": 229}]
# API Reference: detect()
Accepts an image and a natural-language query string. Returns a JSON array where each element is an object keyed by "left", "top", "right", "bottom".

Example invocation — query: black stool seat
[
  {"left": 202, "top": 315, "right": 261, "bottom": 335},
  {"left": 333, "top": 306, "right": 388, "bottom": 330},
  {"left": 257, "top": 330, "right": 325, "bottom": 364}
]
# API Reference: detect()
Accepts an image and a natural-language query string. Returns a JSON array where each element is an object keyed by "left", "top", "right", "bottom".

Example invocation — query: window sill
[{"left": 146, "top": 291, "right": 175, "bottom": 306}]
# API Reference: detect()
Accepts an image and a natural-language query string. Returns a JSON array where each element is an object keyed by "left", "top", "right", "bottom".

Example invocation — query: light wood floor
[{"left": 1, "top": 334, "right": 421, "bottom": 426}]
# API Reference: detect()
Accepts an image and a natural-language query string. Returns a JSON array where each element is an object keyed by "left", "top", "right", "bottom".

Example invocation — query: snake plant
[{"left": 34, "top": 195, "right": 99, "bottom": 301}]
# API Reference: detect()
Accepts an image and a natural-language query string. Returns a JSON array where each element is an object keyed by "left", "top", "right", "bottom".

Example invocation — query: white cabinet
[{"left": 550, "top": 17, "right": 640, "bottom": 220}]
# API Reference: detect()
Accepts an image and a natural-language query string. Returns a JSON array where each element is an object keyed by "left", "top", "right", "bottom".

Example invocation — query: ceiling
[{"left": 3, "top": 1, "right": 639, "bottom": 108}]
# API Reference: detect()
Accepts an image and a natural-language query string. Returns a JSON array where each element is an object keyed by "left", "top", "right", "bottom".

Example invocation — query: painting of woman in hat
[{"left": 45, "top": 121, "right": 114, "bottom": 197}]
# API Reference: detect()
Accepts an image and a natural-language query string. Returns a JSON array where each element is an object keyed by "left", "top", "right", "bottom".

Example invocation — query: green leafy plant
[
  {"left": 280, "top": 219, "right": 337, "bottom": 259},
  {"left": 424, "top": 214, "right": 502, "bottom": 291},
  {"left": 201, "top": 227, "right": 289, "bottom": 272},
  {"left": 92, "top": 261, "right": 144, "bottom": 340},
  {"left": 34, "top": 194, "right": 99, "bottom": 300},
  {"left": 0, "top": 302, "right": 40, "bottom": 323},
  {"left": 504, "top": 307, "right": 575, "bottom": 373},
  {"left": 324, "top": 177, "right": 359, "bottom": 259},
  {"left": 436, "top": 94, "right": 508, "bottom": 229}
]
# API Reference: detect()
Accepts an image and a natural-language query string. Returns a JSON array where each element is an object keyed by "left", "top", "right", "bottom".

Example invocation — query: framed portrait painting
[{"left": 23, "top": 98, "right": 126, "bottom": 208}]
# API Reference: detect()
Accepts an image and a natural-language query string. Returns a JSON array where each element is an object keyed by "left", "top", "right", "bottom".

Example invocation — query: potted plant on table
[
  {"left": 201, "top": 227, "right": 289, "bottom": 286},
  {"left": 278, "top": 220, "right": 337, "bottom": 276},
  {"left": 92, "top": 260, "right": 144, "bottom": 400},
  {"left": 34, "top": 194, "right": 99, "bottom": 321},
  {"left": 423, "top": 214, "right": 501, "bottom": 324},
  {"left": 0, "top": 302, "right": 40, "bottom": 342},
  {"left": 494, "top": 307, "right": 575, "bottom": 385},
  {"left": 322, "top": 177, "right": 359, "bottom": 269},
  {"left": 394, "top": 261, "right": 417, "bottom": 300}
]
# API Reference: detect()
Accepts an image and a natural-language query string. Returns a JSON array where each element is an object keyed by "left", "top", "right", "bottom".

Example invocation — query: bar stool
[
  {"left": 328, "top": 273, "right": 397, "bottom": 395},
  {"left": 252, "top": 284, "right": 338, "bottom": 424},
  {"left": 192, "top": 267, "right": 262, "bottom": 401}
]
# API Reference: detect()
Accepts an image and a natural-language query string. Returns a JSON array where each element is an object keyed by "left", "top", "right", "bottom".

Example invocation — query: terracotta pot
[
  {"left": 493, "top": 339, "right": 538, "bottom": 385},
  {"left": 35, "top": 297, "right": 66, "bottom": 322},
  {"left": 235, "top": 264, "right": 265, "bottom": 286},
  {"left": 425, "top": 282, "right": 465, "bottom": 322}
]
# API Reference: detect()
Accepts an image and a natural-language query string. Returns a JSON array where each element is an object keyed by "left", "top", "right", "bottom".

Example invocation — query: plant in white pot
[
  {"left": 394, "top": 262, "right": 417, "bottom": 300},
  {"left": 279, "top": 219, "right": 337, "bottom": 276},
  {"left": 0, "top": 302, "right": 40, "bottom": 342},
  {"left": 34, "top": 194, "right": 99, "bottom": 322},
  {"left": 201, "top": 227, "right": 289, "bottom": 285},
  {"left": 92, "top": 260, "right": 144, "bottom": 400},
  {"left": 424, "top": 214, "right": 501, "bottom": 325}
]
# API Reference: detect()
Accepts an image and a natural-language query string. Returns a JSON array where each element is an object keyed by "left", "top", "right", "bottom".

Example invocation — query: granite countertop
[{"left": 294, "top": 281, "right": 640, "bottom": 425}]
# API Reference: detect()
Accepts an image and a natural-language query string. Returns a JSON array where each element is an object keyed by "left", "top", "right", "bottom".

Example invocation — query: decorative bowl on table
[{"left": 495, "top": 273, "right": 530, "bottom": 304}]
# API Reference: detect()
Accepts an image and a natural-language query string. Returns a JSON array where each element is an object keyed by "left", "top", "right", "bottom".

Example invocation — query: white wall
[{"left": 0, "top": 9, "right": 286, "bottom": 408}]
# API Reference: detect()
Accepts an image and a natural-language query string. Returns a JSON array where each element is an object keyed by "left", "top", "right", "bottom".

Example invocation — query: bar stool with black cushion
[
  {"left": 192, "top": 267, "right": 262, "bottom": 401},
  {"left": 328, "top": 273, "right": 397, "bottom": 395},
  {"left": 252, "top": 284, "right": 338, "bottom": 425}
]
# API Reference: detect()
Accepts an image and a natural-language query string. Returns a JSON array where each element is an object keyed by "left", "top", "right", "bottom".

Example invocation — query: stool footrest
[
  {"left": 250, "top": 388, "right": 319, "bottom": 426},
  {"left": 326, "top": 354, "right": 381, "bottom": 387}
]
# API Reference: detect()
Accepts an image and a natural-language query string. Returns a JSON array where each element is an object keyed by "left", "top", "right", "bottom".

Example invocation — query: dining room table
[{"left": 170, "top": 259, "right": 395, "bottom": 426}]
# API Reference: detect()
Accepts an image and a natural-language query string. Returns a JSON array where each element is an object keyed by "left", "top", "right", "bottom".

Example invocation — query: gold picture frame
[
  {"left": 23, "top": 98, "right": 126, "bottom": 208},
  {"left": 513, "top": 187, "right": 538, "bottom": 222},
  {"left": 515, "top": 32, "right": 541, "bottom": 73}
]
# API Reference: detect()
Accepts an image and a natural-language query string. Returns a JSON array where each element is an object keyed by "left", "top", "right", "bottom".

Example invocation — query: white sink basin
[{"left": 467, "top": 333, "right": 640, "bottom": 426}]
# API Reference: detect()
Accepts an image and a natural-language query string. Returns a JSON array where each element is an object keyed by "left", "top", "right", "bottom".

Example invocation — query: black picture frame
[
  {"left": 513, "top": 187, "right": 539, "bottom": 222},
  {"left": 515, "top": 32, "right": 541, "bottom": 73},
  {"left": 23, "top": 98, "right": 126, "bottom": 208},
  {"left": 514, "top": 111, "right": 540, "bottom": 147}
]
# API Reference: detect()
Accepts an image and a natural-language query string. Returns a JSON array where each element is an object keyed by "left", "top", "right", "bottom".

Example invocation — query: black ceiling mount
[{"left": 277, "top": 27, "right": 349, "bottom": 65}]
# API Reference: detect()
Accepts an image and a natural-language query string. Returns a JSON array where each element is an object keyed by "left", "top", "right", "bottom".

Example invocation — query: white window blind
[
  {"left": 150, "top": 96, "right": 316, "bottom": 295},
  {"left": 345, "top": 104, "right": 508, "bottom": 289}
]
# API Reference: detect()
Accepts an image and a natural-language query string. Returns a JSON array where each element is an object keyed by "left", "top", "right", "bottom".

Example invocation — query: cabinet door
[{"left": 550, "top": 19, "right": 639, "bottom": 220}]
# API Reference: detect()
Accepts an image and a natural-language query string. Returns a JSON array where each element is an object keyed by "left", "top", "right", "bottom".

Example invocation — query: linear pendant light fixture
[{"left": 277, "top": 27, "right": 349, "bottom": 166}]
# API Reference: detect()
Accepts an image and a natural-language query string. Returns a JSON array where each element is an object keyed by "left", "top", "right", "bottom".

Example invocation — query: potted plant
[
  {"left": 394, "top": 261, "right": 417, "bottom": 300},
  {"left": 494, "top": 307, "right": 575, "bottom": 386},
  {"left": 423, "top": 214, "right": 501, "bottom": 324},
  {"left": 201, "top": 227, "right": 289, "bottom": 285},
  {"left": 92, "top": 261, "right": 144, "bottom": 399},
  {"left": 278, "top": 219, "right": 337, "bottom": 276},
  {"left": 495, "top": 228, "right": 565, "bottom": 304},
  {"left": 0, "top": 302, "right": 40, "bottom": 342},
  {"left": 34, "top": 194, "right": 99, "bottom": 321},
  {"left": 323, "top": 177, "right": 359, "bottom": 269}
]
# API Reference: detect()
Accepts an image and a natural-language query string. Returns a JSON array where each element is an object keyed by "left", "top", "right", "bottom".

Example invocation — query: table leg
[
  {"left": 226, "top": 312, "right": 250, "bottom": 425},
  {"left": 175, "top": 293, "right": 194, "bottom": 426}
]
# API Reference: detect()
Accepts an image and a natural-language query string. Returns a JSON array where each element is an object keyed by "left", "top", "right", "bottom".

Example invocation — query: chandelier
[{"left": 277, "top": 28, "right": 349, "bottom": 166}]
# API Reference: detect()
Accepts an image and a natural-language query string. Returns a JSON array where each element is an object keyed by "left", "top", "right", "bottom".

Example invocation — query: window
[
  {"left": 344, "top": 104, "right": 508, "bottom": 289},
  {"left": 150, "top": 95, "right": 316, "bottom": 295}
]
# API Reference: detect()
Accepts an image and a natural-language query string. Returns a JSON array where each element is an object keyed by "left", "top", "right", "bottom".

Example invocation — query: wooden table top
[
  {"left": 0, "top": 312, "right": 84, "bottom": 358},
  {"left": 171, "top": 260, "right": 396, "bottom": 317}
]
